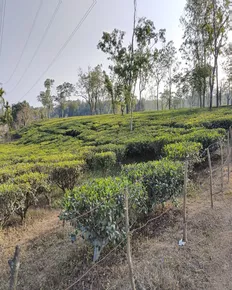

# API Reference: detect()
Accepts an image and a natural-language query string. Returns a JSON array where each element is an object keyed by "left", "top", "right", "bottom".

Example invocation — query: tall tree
[
  {"left": 103, "top": 72, "right": 123, "bottom": 114},
  {"left": 0, "top": 88, "right": 5, "bottom": 116},
  {"left": 163, "top": 41, "right": 179, "bottom": 109},
  {"left": 210, "top": 0, "right": 229, "bottom": 108},
  {"left": 77, "top": 66, "right": 105, "bottom": 115},
  {"left": 180, "top": 0, "right": 229, "bottom": 109},
  {"left": 98, "top": 15, "right": 165, "bottom": 120},
  {"left": 37, "top": 79, "right": 54, "bottom": 118},
  {"left": 56, "top": 82, "right": 75, "bottom": 118},
  {"left": 12, "top": 101, "right": 33, "bottom": 128}
]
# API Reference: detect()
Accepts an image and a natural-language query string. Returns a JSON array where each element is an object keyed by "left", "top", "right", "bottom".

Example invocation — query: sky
[{"left": 0, "top": 0, "right": 186, "bottom": 106}]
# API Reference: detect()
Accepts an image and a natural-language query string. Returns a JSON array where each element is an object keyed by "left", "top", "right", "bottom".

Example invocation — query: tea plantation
[{"left": 1, "top": 107, "right": 231, "bottom": 257}]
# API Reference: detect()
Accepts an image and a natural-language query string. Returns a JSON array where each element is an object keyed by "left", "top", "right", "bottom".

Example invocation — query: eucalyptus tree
[
  {"left": 77, "top": 65, "right": 105, "bottom": 115},
  {"left": 103, "top": 71, "right": 123, "bottom": 114},
  {"left": 37, "top": 79, "right": 54, "bottom": 118},
  {"left": 181, "top": 0, "right": 229, "bottom": 109},
  {"left": 98, "top": 18, "right": 165, "bottom": 115},
  {"left": 0, "top": 87, "right": 5, "bottom": 116},
  {"left": 162, "top": 41, "right": 179, "bottom": 110},
  {"left": 56, "top": 82, "right": 75, "bottom": 118}
]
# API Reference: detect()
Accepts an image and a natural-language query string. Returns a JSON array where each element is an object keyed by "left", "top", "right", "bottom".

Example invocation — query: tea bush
[
  {"left": 86, "top": 151, "right": 117, "bottom": 172},
  {"left": 163, "top": 142, "right": 202, "bottom": 163},
  {"left": 0, "top": 183, "right": 19, "bottom": 227},
  {"left": 61, "top": 177, "right": 148, "bottom": 261},
  {"left": 122, "top": 160, "right": 184, "bottom": 209},
  {"left": 49, "top": 160, "right": 84, "bottom": 193}
]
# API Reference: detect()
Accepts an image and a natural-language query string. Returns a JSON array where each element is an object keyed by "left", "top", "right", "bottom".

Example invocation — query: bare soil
[{"left": 1, "top": 166, "right": 232, "bottom": 290}]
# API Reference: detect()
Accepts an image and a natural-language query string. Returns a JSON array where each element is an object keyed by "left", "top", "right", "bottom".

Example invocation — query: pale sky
[{"left": 0, "top": 0, "right": 186, "bottom": 106}]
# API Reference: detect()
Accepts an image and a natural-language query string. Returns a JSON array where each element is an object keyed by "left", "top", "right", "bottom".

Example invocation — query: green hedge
[
  {"left": 49, "top": 160, "right": 84, "bottom": 192},
  {"left": 61, "top": 177, "right": 147, "bottom": 261},
  {"left": 86, "top": 151, "right": 117, "bottom": 172},
  {"left": 122, "top": 160, "right": 184, "bottom": 209},
  {"left": 163, "top": 142, "right": 202, "bottom": 163}
]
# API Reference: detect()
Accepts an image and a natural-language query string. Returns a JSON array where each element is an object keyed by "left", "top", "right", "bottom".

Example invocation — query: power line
[
  {"left": 17, "top": 0, "right": 97, "bottom": 102},
  {"left": 7, "top": 0, "right": 62, "bottom": 94},
  {"left": 4, "top": 0, "right": 43, "bottom": 85},
  {"left": 0, "top": 0, "right": 6, "bottom": 58}
]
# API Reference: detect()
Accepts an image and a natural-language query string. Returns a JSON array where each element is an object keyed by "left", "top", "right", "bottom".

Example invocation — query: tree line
[{"left": 0, "top": 0, "right": 231, "bottom": 129}]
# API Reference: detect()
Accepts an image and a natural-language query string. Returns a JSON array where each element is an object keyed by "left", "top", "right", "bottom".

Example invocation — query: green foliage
[
  {"left": 0, "top": 183, "right": 18, "bottom": 227},
  {"left": 86, "top": 151, "right": 117, "bottom": 172},
  {"left": 0, "top": 106, "right": 229, "bottom": 227},
  {"left": 122, "top": 160, "right": 184, "bottom": 209},
  {"left": 0, "top": 172, "right": 50, "bottom": 225},
  {"left": 13, "top": 172, "right": 50, "bottom": 221},
  {"left": 61, "top": 177, "right": 147, "bottom": 261},
  {"left": 49, "top": 160, "right": 84, "bottom": 192},
  {"left": 163, "top": 142, "right": 202, "bottom": 163}
]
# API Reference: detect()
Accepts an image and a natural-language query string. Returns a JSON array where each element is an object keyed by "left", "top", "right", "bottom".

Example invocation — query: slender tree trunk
[
  {"left": 216, "top": 64, "right": 219, "bottom": 107},
  {"left": 126, "top": 104, "right": 129, "bottom": 114},
  {"left": 112, "top": 94, "right": 116, "bottom": 114},
  {"left": 203, "top": 77, "right": 206, "bottom": 108},
  {"left": 157, "top": 85, "right": 159, "bottom": 111},
  {"left": 199, "top": 90, "right": 202, "bottom": 108},
  {"left": 209, "top": 64, "right": 216, "bottom": 110},
  {"left": 139, "top": 89, "right": 142, "bottom": 111},
  {"left": 219, "top": 86, "right": 222, "bottom": 106}
]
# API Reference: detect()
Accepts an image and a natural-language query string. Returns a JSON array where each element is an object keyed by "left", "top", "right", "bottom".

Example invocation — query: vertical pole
[
  {"left": 228, "top": 131, "right": 230, "bottom": 183},
  {"left": 125, "top": 188, "right": 136, "bottom": 290},
  {"left": 183, "top": 160, "right": 188, "bottom": 243},
  {"left": 229, "top": 126, "right": 232, "bottom": 146},
  {"left": 9, "top": 245, "right": 20, "bottom": 290},
  {"left": 220, "top": 142, "right": 224, "bottom": 192},
  {"left": 207, "top": 148, "right": 214, "bottom": 209}
]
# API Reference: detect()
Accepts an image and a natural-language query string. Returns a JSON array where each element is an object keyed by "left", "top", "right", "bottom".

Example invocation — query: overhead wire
[
  {"left": 0, "top": 0, "right": 6, "bottom": 59},
  {"left": 18, "top": 0, "right": 97, "bottom": 102},
  {"left": 3, "top": 0, "right": 43, "bottom": 85},
  {"left": 7, "top": 0, "right": 63, "bottom": 94}
]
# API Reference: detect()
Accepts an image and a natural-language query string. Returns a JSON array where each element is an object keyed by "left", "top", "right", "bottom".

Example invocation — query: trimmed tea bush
[
  {"left": 49, "top": 160, "right": 84, "bottom": 193},
  {"left": 61, "top": 177, "right": 148, "bottom": 261},
  {"left": 163, "top": 142, "right": 202, "bottom": 163},
  {"left": 122, "top": 160, "right": 184, "bottom": 209},
  {"left": 0, "top": 183, "right": 19, "bottom": 227},
  {"left": 86, "top": 151, "right": 116, "bottom": 172},
  {"left": 13, "top": 172, "right": 49, "bottom": 221}
]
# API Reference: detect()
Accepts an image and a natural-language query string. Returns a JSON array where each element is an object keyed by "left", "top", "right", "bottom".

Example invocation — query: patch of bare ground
[{"left": 1, "top": 165, "right": 232, "bottom": 289}]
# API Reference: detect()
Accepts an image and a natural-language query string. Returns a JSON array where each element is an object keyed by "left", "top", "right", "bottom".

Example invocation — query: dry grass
[{"left": 1, "top": 164, "right": 232, "bottom": 289}]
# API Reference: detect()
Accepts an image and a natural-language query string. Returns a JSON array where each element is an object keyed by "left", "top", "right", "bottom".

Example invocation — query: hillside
[
  {"left": 3, "top": 107, "right": 232, "bottom": 164},
  {"left": 1, "top": 107, "right": 232, "bottom": 289}
]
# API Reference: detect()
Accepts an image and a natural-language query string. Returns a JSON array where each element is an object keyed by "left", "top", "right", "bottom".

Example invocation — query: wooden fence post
[
  {"left": 125, "top": 188, "right": 136, "bottom": 290},
  {"left": 183, "top": 160, "right": 188, "bottom": 243},
  {"left": 220, "top": 142, "right": 224, "bottom": 192},
  {"left": 9, "top": 245, "right": 20, "bottom": 290},
  {"left": 230, "top": 126, "right": 232, "bottom": 146},
  {"left": 207, "top": 148, "right": 214, "bottom": 209},
  {"left": 228, "top": 131, "right": 230, "bottom": 183}
]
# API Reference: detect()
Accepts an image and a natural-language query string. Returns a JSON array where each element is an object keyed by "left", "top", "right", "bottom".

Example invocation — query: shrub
[
  {"left": 94, "top": 144, "right": 126, "bottom": 162},
  {"left": 0, "top": 184, "right": 18, "bottom": 227},
  {"left": 13, "top": 172, "right": 49, "bottom": 222},
  {"left": 86, "top": 151, "right": 116, "bottom": 173},
  {"left": 122, "top": 160, "right": 184, "bottom": 209},
  {"left": 49, "top": 160, "right": 84, "bottom": 193},
  {"left": 163, "top": 142, "right": 202, "bottom": 163},
  {"left": 61, "top": 177, "right": 148, "bottom": 261},
  {"left": 185, "top": 128, "right": 225, "bottom": 149}
]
